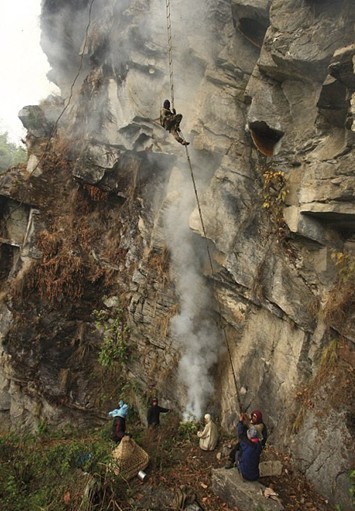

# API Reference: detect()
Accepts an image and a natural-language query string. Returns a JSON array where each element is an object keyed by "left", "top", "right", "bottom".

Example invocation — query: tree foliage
[{"left": 0, "top": 132, "right": 26, "bottom": 173}]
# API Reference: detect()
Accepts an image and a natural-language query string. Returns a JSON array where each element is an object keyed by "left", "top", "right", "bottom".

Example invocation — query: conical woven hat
[{"left": 111, "top": 436, "right": 149, "bottom": 480}]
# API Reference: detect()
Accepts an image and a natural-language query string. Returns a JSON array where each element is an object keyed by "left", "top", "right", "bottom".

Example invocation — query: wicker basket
[{"left": 111, "top": 436, "right": 149, "bottom": 480}]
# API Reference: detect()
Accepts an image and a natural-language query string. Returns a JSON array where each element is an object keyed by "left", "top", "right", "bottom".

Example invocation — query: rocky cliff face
[{"left": 0, "top": 0, "right": 354, "bottom": 507}]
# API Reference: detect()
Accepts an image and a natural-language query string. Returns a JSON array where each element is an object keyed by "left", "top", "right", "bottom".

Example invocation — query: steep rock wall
[{"left": 0, "top": 0, "right": 354, "bottom": 507}]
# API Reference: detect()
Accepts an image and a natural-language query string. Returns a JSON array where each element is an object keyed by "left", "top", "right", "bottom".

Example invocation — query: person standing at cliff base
[
  {"left": 197, "top": 413, "right": 219, "bottom": 451},
  {"left": 111, "top": 404, "right": 129, "bottom": 444},
  {"left": 160, "top": 99, "right": 190, "bottom": 146},
  {"left": 108, "top": 399, "right": 124, "bottom": 419},
  {"left": 147, "top": 397, "right": 170, "bottom": 427}
]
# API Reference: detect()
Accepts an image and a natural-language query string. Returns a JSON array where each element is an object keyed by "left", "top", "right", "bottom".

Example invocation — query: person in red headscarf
[
  {"left": 225, "top": 409, "right": 268, "bottom": 469},
  {"left": 250, "top": 409, "right": 268, "bottom": 448}
]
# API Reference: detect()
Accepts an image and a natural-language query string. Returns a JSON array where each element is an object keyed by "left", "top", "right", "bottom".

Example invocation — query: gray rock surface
[
  {"left": 18, "top": 106, "right": 53, "bottom": 138},
  {"left": 0, "top": 0, "right": 354, "bottom": 508},
  {"left": 212, "top": 468, "right": 283, "bottom": 510}
]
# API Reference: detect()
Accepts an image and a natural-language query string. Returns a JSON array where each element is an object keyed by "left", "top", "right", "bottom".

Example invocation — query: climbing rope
[
  {"left": 165, "top": 0, "right": 175, "bottom": 110},
  {"left": 52, "top": 0, "right": 96, "bottom": 130},
  {"left": 32, "top": 0, "right": 96, "bottom": 173},
  {"left": 14, "top": 0, "right": 96, "bottom": 224},
  {"left": 164, "top": 0, "right": 242, "bottom": 412},
  {"left": 184, "top": 146, "right": 243, "bottom": 412},
  {"left": 165, "top": 0, "right": 244, "bottom": 412}
]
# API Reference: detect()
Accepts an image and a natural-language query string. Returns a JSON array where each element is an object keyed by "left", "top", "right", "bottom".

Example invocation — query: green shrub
[
  {"left": 178, "top": 420, "right": 198, "bottom": 441},
  {"left": 0, "top": 427, "right": 115, "bottom": 511},
  {"left": 0, "top": 131, "right": 26, "bottom": 172},
  {"left": 349, "top": 469, "right": 355, "bottom": 505},
  {"left": 94, "top": 307, "right": 130, "bottom": 367}
]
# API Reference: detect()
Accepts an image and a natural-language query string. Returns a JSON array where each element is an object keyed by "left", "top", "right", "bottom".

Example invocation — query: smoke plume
[
  {"left": 40, "top": 0, "right": 224, "bottom": 419},
  {"left": 164, "top": 170, "right": 222, "bottom": 420}
]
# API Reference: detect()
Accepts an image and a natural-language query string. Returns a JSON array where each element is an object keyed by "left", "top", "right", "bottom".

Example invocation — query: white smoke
[
  {"left": 164, "top": 175, "right": 222, "bottom": 420},
  {"left": 148, "top": 0, "right": 223, "bottom": 419},
  {"left": 39, "top": 0, "right": 224, "bottom": 419}
]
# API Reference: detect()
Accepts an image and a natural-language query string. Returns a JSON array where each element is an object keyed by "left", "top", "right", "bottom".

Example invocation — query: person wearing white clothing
[{"left": 197, "top": 414, "right": 219, "bottom": 451}]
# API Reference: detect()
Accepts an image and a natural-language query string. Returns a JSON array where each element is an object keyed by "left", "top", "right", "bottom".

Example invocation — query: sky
[{"left": 0, "top": 1, "right": 59, "bottom": 144}]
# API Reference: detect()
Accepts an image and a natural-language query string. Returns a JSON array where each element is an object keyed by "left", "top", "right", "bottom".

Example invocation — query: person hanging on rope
[{"left": 160, "top": 99, "right": 190, "bottom": 146}]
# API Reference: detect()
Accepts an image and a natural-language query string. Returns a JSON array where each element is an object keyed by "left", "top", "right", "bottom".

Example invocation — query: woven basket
[{"left": 111, "top": 436, "right": 149, "bottom": 480}]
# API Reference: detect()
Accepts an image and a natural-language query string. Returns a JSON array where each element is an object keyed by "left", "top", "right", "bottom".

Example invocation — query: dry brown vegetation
[
  {"left": 9, "top": 136, "right": 129, "bottom": 305},
  {"left": 292, "top": 337, "right": 354, "bottom": 434},
  {"left": 323, "top": 251, "right": 355, "bottom": 329},
  {"left": 260, "top": 165, "right": 289, "bottom": 243},
  {"left": 30, "top": 228, "right": 105, "bottom": 302},
  {"left": 83, "top": 182, "right": 110, "bottom": 202},
  {"left": 114, "top": 413, "right": 335, "bottom": 511}
]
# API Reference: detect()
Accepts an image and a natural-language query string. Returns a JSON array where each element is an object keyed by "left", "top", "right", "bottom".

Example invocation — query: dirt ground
[{"left": 121, "top": 435, "right": 335, "bottom": 511}]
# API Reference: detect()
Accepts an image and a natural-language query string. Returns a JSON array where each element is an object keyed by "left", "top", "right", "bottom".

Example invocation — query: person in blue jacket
[
  {"left": 236, "top": 425, "right": 262, "bottom": 481},
  {"left": 225, "top": 409, "right": 268, "bottom": 469},
  {"left": 108, "top": 399, "right": 124, "bottom": 419},
  {"left": 110, "top": 404, "right": 129, "bottom": 444}
]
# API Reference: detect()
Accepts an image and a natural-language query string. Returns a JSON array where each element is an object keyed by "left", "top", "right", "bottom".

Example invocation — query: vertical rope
[
  {"left": 184, "top": 146, "right": 243, "bottom": 412},
  {"left": 164, "top": 0, "right": 244, "bottom": 412},
  {"left": 165, "top": 0, "right": 175, "bottom": 110},
  {"left": 52, "top": 0, "right": 96, "bottom": 129},
  {"left": 32, "top": 0, "right": 96, "bottom": 173}
]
